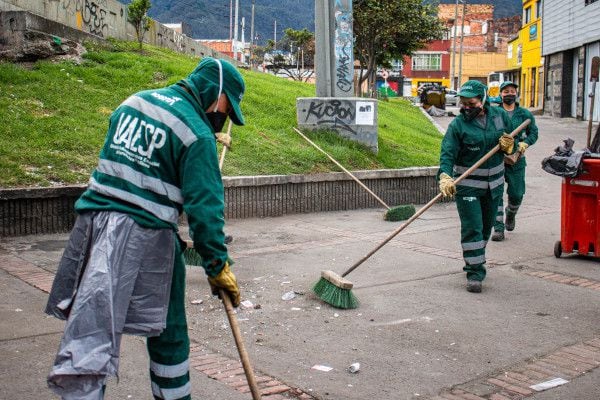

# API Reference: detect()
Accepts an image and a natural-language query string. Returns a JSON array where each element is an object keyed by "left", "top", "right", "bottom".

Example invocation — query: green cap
[
  {"left": 457, "top": 80, "right": 488, "bottom": 99},
  {"left": 500, "top": 81, "right": 518, "bottom": 91},
  {"left": 185, "top": 58, "right": 245, "bottom": 125}
]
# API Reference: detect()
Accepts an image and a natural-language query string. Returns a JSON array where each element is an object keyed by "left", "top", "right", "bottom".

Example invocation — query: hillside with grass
[{"left": 0, "top": 40, "right": 442, "bottom": 188}]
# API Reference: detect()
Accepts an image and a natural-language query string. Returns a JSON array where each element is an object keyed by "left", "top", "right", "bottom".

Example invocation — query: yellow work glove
[
  {"left": 215, "top": 132, "right": 232, "bottom": 148},
  {"left": 498, "top": 134, "right": 514, "bottom": 154},
  {"left": 439, "top": 172, "right": 456, "bottom": 197},
  {"left": 518, "top": 142, "right": 529, "bottom": 153},
  {"left": 207, "top": 262, "right": 240, "bottom": 307}
]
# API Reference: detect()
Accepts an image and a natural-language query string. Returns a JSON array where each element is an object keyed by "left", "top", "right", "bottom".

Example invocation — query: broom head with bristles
[
  {"left": 312, "top": 270, "right": 359, "bottom": 309},
  {"left": 183, "top": 246, "right": 203, "bottom": 266},
  {"left": 383, "top": 204, "right": 416, "bottom": 222}
]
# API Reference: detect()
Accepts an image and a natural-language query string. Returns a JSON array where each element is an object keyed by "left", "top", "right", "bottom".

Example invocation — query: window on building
[
  {"left": 536, "top": 0, "right": 542, "bottom": 18},
  {"left": 442, "top": 28, "right": 451, "bottom": 40},
  {"left": 412, "top": 54, "right": 441, "bottom": 71},
  {"left": 585, "top": 0, "right": 598, "bottom": 4},
  {"left": 524, "top": 7, "right": 531, "bottom": 24}
]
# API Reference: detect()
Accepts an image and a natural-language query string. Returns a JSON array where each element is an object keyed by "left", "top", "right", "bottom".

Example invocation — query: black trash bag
[{"left": 541, "top": 138, "right": 589, "bottom": 177}]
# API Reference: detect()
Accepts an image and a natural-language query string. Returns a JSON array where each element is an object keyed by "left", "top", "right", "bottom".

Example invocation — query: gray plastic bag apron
[{"left": 46, "top": 211, "right": 175, "bottom": 398}]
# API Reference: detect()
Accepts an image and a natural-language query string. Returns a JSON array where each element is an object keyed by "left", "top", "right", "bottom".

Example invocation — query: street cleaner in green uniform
[
  {"left": 438, "top": 80, "right": 514, "bottom": 293},
  {"left": 46, "top": 57, "right": 244, "bottom": 399},
  {"left": 491, "top": 81, "right": 538, "bottom": 241}
]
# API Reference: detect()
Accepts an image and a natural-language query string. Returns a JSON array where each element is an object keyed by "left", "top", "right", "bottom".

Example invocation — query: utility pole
[
  {"left": 250, "top": 0, "right": 255, "bottom": 67},
  {"left": 273, "top": 20, "right": 277, "bottom": 50},
  {"left": 241, "top": 17, "right": 246, "bottom": 64},
  {"left": 458, "top": 0, "right": 466, "bottom": 88},
  {"left": 233, "top": 0, "right": 239, "bottom": 61},
  {"left": 449, "top": 0, "right": 459, "bottom": 90},
  {"left": 228, "top": 0, "right": 233, "bottom": 41}
]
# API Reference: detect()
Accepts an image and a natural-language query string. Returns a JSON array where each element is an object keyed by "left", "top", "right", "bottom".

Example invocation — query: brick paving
[
  {"left": 0, "top": 252, "right": 316, "bottom": 399},
  {"left": 431, "top": 340, "right": 600, "bottom": 399},
  {"left": 524, "top": 269, "right": 600, "bottom": 292},
  {"left": 2, "top": 238, "right": 599, "bottom": 400}
]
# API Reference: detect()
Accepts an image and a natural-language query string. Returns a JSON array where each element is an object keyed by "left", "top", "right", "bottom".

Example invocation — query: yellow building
[{"left": 509, "top": 0, "right": 543, "bottom": 108}]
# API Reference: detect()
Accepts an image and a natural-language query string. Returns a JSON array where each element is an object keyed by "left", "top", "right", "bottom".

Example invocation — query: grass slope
[{"left": 0, "top": 40, "right": 442, "bottom": 188}]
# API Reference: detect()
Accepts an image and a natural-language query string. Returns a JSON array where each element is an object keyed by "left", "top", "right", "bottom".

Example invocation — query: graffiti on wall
[
  {"left": 334, "top": 0, "right": 353, "bottom": 95},
  {"left": 301, "top": 99, "right": 357, "bottom": 134},
  {"left": 61, "top": 0, "right": 110, "bottom": 37}
]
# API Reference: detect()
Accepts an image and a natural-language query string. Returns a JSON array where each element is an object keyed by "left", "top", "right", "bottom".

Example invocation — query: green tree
[
  {"left": 354, "top": 0, "right": 445, "bottom": 96},
  {"left": 127, "top": 0, "right": 152, "bottom": 50},
  {"left": 263, "top": 28, "right": 315, "bottom": 82}
]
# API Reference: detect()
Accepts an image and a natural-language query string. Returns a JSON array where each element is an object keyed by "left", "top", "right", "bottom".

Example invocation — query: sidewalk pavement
[{"left": 1, "top": 114, "right": 599, "bottom": 400}]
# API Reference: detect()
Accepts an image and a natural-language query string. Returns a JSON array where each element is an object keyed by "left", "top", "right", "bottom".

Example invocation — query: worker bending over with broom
[
  {"left": 491, "top": 81, "right": 539, "bottom": 242},
  {"left": 45, "top": 57, "right": 244, "bottom": 400},
  {"left": 438, "top": 80, "right": 514, "bottom": 293}
]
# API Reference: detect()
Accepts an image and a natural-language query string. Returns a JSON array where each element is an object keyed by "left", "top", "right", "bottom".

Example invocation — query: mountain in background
[{"left": 146, "top": 0, "right": 522, "bottom": 44}]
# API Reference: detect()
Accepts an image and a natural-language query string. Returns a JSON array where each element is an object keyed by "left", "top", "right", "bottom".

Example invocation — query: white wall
[{"left": 543, "top": 0, "right": 600, "bottom": 56}]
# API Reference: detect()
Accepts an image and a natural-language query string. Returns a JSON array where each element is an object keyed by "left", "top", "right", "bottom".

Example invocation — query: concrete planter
[{"left": 0, "top": 167, "right": 440, "bottom": 236}]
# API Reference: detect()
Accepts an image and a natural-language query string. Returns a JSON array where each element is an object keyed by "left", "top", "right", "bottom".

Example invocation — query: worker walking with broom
[
  {"left": 438, "top": 80, "right": 514, "bottom": 293},
  {"left": 491, "top": 81, "right": 539, "bottom": 242},
  {"left": 45, "top": 57, "right": 244, "bottom": 399}
]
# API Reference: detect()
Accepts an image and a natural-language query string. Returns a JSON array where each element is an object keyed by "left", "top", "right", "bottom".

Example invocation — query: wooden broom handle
[
  {"left": 340, "top": 119, "right": 531, "bottom": 278},
  {"left": 219, "top": 120, "right": 234, "bottom": 171},
  {"left": 292, "top": 127, "right": 390, "bottom": 210},
  {"left": 220, "top": 289, "right": 262, "bottom": 399}
]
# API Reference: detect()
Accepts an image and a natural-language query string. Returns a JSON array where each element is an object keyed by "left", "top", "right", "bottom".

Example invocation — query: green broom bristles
[
  {"left": 312, "top": 277, "right": 359, "bottom": 309},
  {"left": 183, "top": 247, "right": 203, "bottom": 266},
  {"left": 384, "top": 204, "right": 416, "bottom": 222}
]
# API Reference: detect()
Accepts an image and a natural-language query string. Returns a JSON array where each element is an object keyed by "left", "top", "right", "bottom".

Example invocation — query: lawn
[{"left": 0, "top": 40, "right": 442, "bottom": 187}]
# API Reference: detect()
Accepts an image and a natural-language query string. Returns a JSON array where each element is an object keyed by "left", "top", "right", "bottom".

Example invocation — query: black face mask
[
  {"left": 460, "top": 106, "right": 483, "bottom": 122},
  {"left": 206, "top": 111, "right": 228, "bottom": 132},
  {"left": 502, "top": 95, "right": 517, "bottom": 105}
]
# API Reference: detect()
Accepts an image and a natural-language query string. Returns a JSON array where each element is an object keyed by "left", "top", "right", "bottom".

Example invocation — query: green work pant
[
  {"left": 147, "top": 239, "right": 191, "bottom": 400},
  {"left": 456, "top": 192, "right": 501, "bottom": 282},
  {"left": 494, "top": 165, "right": 526, "bottom": 232}
]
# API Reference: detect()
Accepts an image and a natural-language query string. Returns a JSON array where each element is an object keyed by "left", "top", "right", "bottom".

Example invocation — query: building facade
[
  {"left": 401, "top": 3, "right": 519, "bottom": 96},
  {"left": 543, "top": 0, "right": 600, "bottom": 121},
  {"left": 504, "top": 0, "right": 543, "bottom": 108}
]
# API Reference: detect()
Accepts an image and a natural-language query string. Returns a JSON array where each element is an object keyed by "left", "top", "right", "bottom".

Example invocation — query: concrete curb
[{"left": 0, "top": 167, "right": 441, "bottom": 237}]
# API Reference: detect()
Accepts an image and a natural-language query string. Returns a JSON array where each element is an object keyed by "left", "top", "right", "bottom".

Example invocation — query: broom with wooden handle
[
  {"left": 292, "top": 127, "right": 416, "bottom": 222},
  {"left": 313, "top": 119, "right": 531, "bottom": 309},
  {"left": 183, "top": 120, "right": 263, "bottom": 399}
]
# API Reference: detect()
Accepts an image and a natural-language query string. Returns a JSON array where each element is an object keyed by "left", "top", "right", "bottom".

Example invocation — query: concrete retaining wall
[
  {"left": 0, "top": 0, "right": 236, "bottom": 62},
  {"left": 0, "top": 168, "right": 441, "bottom": 237}
]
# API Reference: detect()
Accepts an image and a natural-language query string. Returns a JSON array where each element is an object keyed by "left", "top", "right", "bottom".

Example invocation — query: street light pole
[
  {"left": 458, "top": 0, "right": 466, "bottom": 87},
  {"left": 229, "top": 0, "right": 233, "bottom": 41},
  {"left": 233, "top": 0, "right": 239, "bottom": 61},
  {"left": 250, "top": 0, "right": 255, "bottom": 67},
  {"left": 449, "top": 0, "right": 459, "bottom": 90}
]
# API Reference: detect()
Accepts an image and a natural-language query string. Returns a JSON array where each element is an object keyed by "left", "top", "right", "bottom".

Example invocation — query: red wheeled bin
[{"left": 554, "top": 158, "right": 600, "bottom": 258}]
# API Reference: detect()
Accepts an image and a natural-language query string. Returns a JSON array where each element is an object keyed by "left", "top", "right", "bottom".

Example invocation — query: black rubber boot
[
  {"left": 466, "top": 280, "right": 482, "bottom": 293},
  {"left": 491, "top": 231, "right": 505, "bottom": 242},
  {"left": 505, "top": 210, "right": 516, "bottom": 231}
]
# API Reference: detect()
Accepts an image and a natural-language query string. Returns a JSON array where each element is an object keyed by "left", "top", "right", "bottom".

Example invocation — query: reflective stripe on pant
[
  {"left": 148, "top": 241, "right": 191, "bottom": 400},
  {"left": 456, "top": 193, "right": 500, "bottom": 282},
  {"left": 493, "top": 166, "right": 525, "bottom": 232}
]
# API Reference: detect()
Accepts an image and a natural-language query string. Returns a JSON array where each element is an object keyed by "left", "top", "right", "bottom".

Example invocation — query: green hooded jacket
[
  {"left": 75, "top": 59, "right": 244, "bottom": 277},
  {"left": 439, "top": 105, "right": 513, "bottom": 198},
  {"left": 505, "top": 104, "right": 538, "bottom": 170}
]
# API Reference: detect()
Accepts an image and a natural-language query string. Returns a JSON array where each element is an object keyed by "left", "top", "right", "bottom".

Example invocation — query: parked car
[{"left": 445, "top": 89, "right": 459, "bottom": 106}]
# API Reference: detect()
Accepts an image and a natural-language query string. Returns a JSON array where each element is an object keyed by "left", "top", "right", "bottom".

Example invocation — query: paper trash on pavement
[
  {"left": 311, "top": 365, "right": 333, "bottom": 372},
  {"left": 240, "top": 300, "right": 254, "bottom": 309},
  {"left": 530, "top": 378, "right": 569, "bottom": 391}
]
